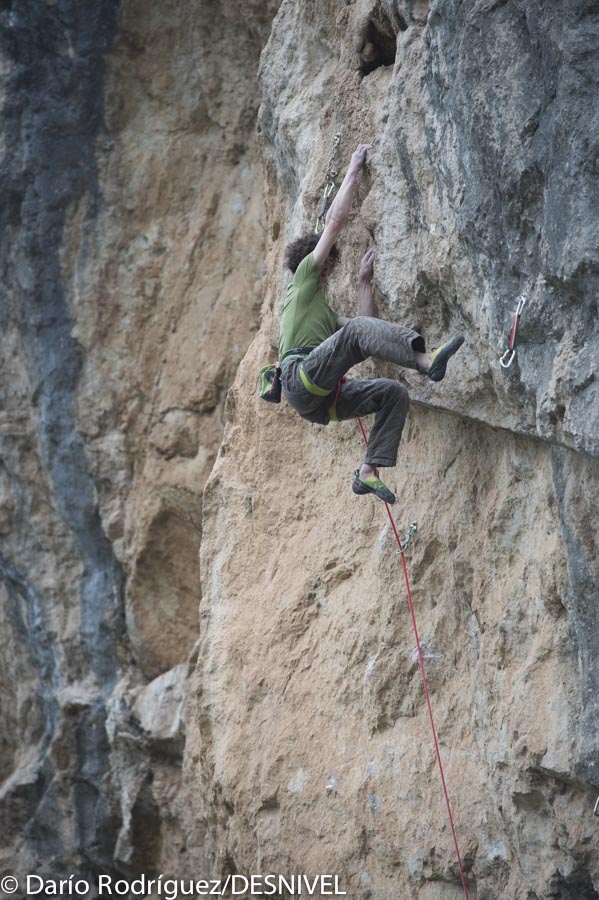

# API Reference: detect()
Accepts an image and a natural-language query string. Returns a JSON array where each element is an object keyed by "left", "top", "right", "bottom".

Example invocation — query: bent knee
[
  {"left": 344, "top": 315, "right": 372, "bottom": 336},
  {"left": 343, "top": 316, "right": 361, "bottom": 337},
  {"left": 384, "top": 378, "right": 408, "bottom": 396}
]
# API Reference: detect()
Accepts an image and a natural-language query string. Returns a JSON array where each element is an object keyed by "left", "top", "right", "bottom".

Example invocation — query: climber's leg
[
  {"left": 334, "top": 377, "right": 409, "bottom": 467},
  {"left": 331, "top": 377, "right": 409, "bottom": 503},
  {"left": 301, "top": 317, "right": 425, "bottom": 393}
]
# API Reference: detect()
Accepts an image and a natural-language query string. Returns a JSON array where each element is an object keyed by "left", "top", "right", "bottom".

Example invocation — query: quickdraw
[
  {"left": 594, "top": 796, "right": 599, "bottom": 817},
  {"left": 315, "top": 131, "right": 341, "bottom": 234},
  {"left": 398, "top": 521, "right": 418, "bottom": 555},
  {"left": 500, "top": 293, "right": 527, "bottom": 368}
]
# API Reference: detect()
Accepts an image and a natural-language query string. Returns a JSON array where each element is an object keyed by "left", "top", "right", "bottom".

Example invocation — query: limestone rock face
[
  {"left": 186, "top": 1, "right": 599, "bottom": 898},
  {"left": 1, "top": 0, "right": 599, "bottom": 898}
]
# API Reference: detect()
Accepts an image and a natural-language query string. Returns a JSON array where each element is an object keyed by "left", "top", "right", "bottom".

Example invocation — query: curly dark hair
[{"left": 285, "top": 232, "right": 339, "bottom": 273}]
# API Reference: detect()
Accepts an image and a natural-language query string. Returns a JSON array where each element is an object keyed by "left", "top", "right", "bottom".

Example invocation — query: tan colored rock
[{"left": 187, "top": 375, "right": 596, "bottom": 895}]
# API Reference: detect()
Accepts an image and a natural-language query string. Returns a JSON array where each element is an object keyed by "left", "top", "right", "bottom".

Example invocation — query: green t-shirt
[{"left": 279, "top": 252, "right": 337, "bottom": 358}]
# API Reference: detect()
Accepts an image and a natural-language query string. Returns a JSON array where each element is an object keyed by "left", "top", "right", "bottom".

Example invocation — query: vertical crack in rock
[
  {"left": 395, "top": 125, "right": 427, "bottom": 230},
  {"left": 0, "top": 0, "right": 123, "bottom": 871}
]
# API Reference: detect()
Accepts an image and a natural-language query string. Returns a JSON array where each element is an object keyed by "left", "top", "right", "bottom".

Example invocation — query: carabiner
[
  {"left": 515, "top": 293, "right": 527, "bottom": 317},
  {"left": 500, "top": 348, "right": 516, "bottom": 368}
]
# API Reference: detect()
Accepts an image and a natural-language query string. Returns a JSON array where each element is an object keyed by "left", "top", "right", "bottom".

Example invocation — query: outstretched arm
[{"left": 313, "top": 143, "right": 372, "bottom": 268}]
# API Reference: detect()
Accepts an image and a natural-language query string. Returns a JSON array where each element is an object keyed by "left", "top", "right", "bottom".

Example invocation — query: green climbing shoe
[
  {"left": 426, "top": 335, "right": 465, "bottom": 382},
  {"left": 352, "top": 469, "right": 396, "bottom": 504}
]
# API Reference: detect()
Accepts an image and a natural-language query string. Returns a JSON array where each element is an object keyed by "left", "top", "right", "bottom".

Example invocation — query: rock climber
[{"left": 279, "top": 142, "right": 464, "bottom": 504}]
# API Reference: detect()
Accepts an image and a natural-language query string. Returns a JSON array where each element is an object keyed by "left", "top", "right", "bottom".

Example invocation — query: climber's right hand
[
  {"left": 359, "top": 247, "right": 376, "bottom": 282},
  {"left": 350, "top": 143, "right": 373, "bottom": 173}
]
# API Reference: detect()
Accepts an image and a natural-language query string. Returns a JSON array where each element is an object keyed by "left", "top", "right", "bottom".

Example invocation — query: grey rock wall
[
  {"left": 421, "top": 0, "right": 599, "bottom": 457},
  {"left": 0, "top": 0, "right": 124, "bottom": 876}
]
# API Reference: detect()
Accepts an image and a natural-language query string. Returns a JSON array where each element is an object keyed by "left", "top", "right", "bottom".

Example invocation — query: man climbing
[{"left": 279, "top": 143, "right": 464, "bottom": 504}]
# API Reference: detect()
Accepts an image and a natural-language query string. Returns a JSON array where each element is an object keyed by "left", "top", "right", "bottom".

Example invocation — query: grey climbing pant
[{"left": 281, "top": 316, "right": 423, "bottom": 468}]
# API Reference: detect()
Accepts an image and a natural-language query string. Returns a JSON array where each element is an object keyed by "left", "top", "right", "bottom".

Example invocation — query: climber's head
[{"left": 285, "top": 232, "right": 338, "bottom": 277}]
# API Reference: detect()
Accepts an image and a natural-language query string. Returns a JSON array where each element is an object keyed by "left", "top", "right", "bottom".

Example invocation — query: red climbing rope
[{"left": 356, "top": 416, "right": 470, "bottom": 900}]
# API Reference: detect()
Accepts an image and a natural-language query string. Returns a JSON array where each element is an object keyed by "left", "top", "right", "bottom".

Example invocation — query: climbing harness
[
  {"left": 327, "top": 375, "right": 347, "bottom": 422},
  {"left": 500, "top": 293, "right": 527, "bottom": 368},
  {"left": 299, "top": 364, "right": 333, "bottom": 397},
  {"left": 297, "top": 363, "right": 347, "bottom": 421},
  {"left": 356, "top": 415, "right": 471, "bottom": 900},
  {"left": 281, "top": 347, "right": 313, "bottom": 364},
  {"left": 315, "top": 131, "right": 342, "bottom": 234}
]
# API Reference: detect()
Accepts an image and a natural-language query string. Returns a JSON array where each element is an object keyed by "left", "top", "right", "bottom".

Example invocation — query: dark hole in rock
[
  {"left": 359, "top": 10, "right": 401, "bottom": 76},
  {"left": 129, "top": 775, "right": 162, "bottom": 874},
  {"left": 549, "top": 867, "right": 599, "bottom": 900}
]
